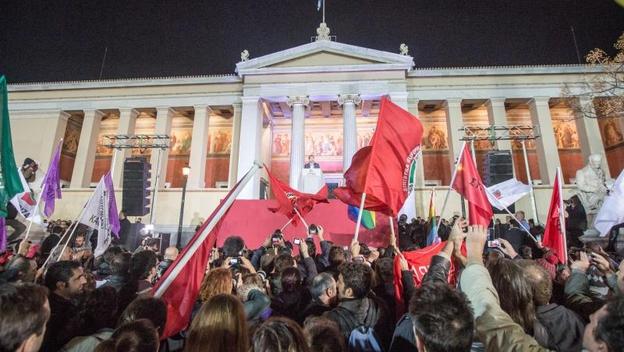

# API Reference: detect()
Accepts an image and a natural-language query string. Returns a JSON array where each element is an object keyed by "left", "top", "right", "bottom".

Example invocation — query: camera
[
  {"left": 308, "top": 224, "right": 318, "bottom": 235},
  {"left": 271, "top": 234, "right": 282, "bottom": 244},
  {"left": 230, "top": 257, "right": 240, "bottom": 265},
  {"left": 487, "top": 240, "right": 500, "bottom": 248},
  {"left": 293, "top": 238, "right": 301, "bottom": 245}
]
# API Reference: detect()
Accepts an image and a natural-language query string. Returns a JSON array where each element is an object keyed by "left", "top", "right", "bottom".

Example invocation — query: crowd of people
[{"left": 0, "top": 210, "right": 623, "bottom": 352}]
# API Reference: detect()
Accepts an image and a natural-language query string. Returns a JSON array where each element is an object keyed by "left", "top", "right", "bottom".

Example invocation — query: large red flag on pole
[
  {"left": 451, "top": 144, "right": 493, "bottom": 227},
  {"left": 334, "top": 97, "right": 424, "bottom": 217},
  {"left": 542, "top": 167, "right": 567, "bottom": 264},
  {"left": 264, "top": 165, "right": 328, "bottom": 225},
  {"left": 153, "top": 164, "right": 260, "bottom": 338}
]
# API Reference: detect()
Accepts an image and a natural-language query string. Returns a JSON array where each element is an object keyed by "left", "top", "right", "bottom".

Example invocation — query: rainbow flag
[
  {"left": 348, "top": 205, "right": 376, "bottom": 230},
  {"left": 426, "top": 189, "right": 440, "bottom": 245}
]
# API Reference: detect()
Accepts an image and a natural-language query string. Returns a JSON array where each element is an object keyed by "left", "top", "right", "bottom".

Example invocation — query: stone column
[
  {"left": 70, "top": 109, "right": 103, "bottom": 188},
  {"left": 406, "top": 97, "right": 425, "bottom": 215},
  {"left": 237, "top": 97, "right": 262, "bottom": 199},
  {"left": 574, "top": 97, "right": 610, "bottom": 178},
  {"left": 40, "top": 111, "right": 69, "bottom": 168},
  {"left": 112, "top": 108, "right": 137, "bottom": 188},
  {"left": 486, "top": 98, "right": 512, "bottom": 151},
  {"left": 150, "top": 107, "right": 173, "bottom": 189},
  {"left": 444, "top": 98, "right": 464, "bottom": 173},
  {"left": 287, "top": 96, "right": 309, "bottom": 189},
  {"left": 188, "top": 105, "right": 210, "bottom": 189},
  {"left": 228, "top": 102, "right": 242, "bottom": 188},
  {"left": 338, "top": 94, "right": 361, "bottom": 170},
  {"left": 529, "top": 97, "right": 561, "bottom": 185}
]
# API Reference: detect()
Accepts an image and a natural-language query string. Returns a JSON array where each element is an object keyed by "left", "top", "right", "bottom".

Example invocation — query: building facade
[{"left": 7, "top": 34, "right": 624, "bottom": 226}]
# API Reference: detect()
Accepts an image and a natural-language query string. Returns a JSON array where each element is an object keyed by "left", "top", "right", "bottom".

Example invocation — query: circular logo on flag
[{"left": 402, "top": 146, "right": 421, "bottom": 193}]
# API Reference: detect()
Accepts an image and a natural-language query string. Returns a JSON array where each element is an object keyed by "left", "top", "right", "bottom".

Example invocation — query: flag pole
[
  {"left": 41, "top": 206, "right": 87, "bottom": 267},
  {"left": 41, "top": 184, "right": 95, "bottom": 267},
  {"left": 23, "top": 138, "right": 63, "bottom": 242},
  {"left": 353, "top": 193, "right": 367, "bottom": 241},
  {"left": 521, "top": 140, "right": 539, "bottom": 224},
  {"left": 388, "top": 215, "right": 396, "bottom": 247},
  {"left": 483, "top": 186, "right": 538, "bottom": 243},
  {"left": 280, "top": 217, "right": 295, "bottom": 231},
  {"left": 557, "top": 167, "right": 568, "bottom": 263},
  {"left": 154, "top": 163, "right": 261, "bottom": 298},
  {"left": 55, "top": 207, "right": 87, "bottom": 262},
  {"left": 439, "top": 142, "right": 467, "bottom": 220},
  {"left": 292, "top": 206, "right": 310, "bottom": 229},
  {"left": 22, "top": 183, "right": 45, "bottom": 242}
]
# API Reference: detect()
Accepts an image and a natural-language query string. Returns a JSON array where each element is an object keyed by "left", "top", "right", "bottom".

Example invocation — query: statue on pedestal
[{"left": 574, "top": 154, "right": 614, "bottom": 228}]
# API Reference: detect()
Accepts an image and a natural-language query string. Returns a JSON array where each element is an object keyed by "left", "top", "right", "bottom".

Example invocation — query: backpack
[{"left": 334, "top": 307, "right": 383, "bottom": 352}]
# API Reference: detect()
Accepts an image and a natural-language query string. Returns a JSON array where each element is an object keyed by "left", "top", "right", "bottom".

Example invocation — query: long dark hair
[{"left": 488, "top": 258, "right": 536, "bottom": 334}]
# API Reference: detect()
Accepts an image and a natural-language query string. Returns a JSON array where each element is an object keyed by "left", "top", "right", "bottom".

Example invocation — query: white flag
[
  {"left": 9, "top": 168, "right": 42, "bottom": 224},
  {"left": 486, "top": 178, "right": 531, "bottom": 211},
  {"left": 79, "top": 176, "right": 112, "bottom": 257},
  {"left": 594, "top": 170, "right": 624, "bottom": 237},
  {"left": 399, "top": 188, "right": 417, "bottom": 220}
]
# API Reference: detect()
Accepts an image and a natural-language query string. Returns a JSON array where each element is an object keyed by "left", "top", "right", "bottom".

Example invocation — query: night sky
[{"left": 1, "top": 0, "right": 623, "bottom": 83}]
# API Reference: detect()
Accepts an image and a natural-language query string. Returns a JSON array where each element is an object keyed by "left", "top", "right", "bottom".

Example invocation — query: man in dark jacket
[
  {"left": 390, "top": 219, "right": 474, "bottom": 352},
  {"left": 520, "top": 260, "right": 585, "bottom": 351},
  {"left": 323, "top": 262, "right": 392, "bottom": 350},
  {"left": 41, "top": 261, "right": 87, "bottom": 352},
  {"left": 102, "top": 252, "right": 131, "bottom": 292},
  {"left": 302, "top": 272, "right": 337, "bottom": 318}
]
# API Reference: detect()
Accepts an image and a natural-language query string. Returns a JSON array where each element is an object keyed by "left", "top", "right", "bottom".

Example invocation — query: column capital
[
  {"left": 287, "top": 96, "right": 310, "bottom": 107},
  {"left": 155, "top": 106, "right": 173, "bottom": 115},
  {"left": 241, "top": 96, "right": 260, "bottom": 105},
  {"left": 59, "top": 111, "right": 71, "bottom": 122},
  {"left": 486, "top": 97, "right": 507, "bottom": 107},
  {"left": 232, "top": 102, "right": 242, "bottom": 114},
  {"left": 529, "top": 97, "right": 551, "bottom": 107},
  {"left": 193, "top": 104, "right": 209, "bottom": 112},
  {"left": 337, "top": 94, "right": 362, "bottom": 106},
  {"left": 444, "top": 98, "right": 463, "bottom": 108}
]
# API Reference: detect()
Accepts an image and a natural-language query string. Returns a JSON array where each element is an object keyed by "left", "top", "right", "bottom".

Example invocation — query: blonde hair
[
  {"left": 185, "top": 294, "right": 248, "bottom": 352},
  {"left": 198, "top": 268, "right": 233, "bottom": 302}
]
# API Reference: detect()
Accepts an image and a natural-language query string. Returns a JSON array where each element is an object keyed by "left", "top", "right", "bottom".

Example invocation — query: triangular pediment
[
  {"left": 267, "top": 51, "right": 383, "bottom": 68},
  {"left": 235, "top": 40, "right": 413, "bottom": 76}
]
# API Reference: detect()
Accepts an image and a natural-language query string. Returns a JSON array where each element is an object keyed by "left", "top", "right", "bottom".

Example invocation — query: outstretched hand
[
  {"left": 465, "top": 225, "right": 488, "bottom": 264},
  {"left": 350, "top": 238, "right": 361, "bottom": 258}
]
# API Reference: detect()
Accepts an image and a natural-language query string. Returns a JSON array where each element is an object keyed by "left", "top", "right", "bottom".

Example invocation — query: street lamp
[{"left": 177, "top": 166, "right": 191, "bottom": 248}]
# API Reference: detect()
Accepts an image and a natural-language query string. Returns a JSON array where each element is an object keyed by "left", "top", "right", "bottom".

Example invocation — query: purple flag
[
  {"left": 42, "top": 141, "right": 63, "bottom": 217},
  {"left": 103, "top": 172, "right": 120, "bottom": 237},
  {"left": 0, "top": 217, "right": 6, "bottom": 252}
]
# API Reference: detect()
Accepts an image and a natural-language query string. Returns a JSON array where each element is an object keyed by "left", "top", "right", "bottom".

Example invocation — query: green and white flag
[{"left": 0, "top": 76, "right": 24, "bottom": 218}]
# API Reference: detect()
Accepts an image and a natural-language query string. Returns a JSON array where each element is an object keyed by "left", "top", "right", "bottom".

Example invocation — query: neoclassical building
[{"left": 7, "top": 27, "right": 624, "bottom": 226}]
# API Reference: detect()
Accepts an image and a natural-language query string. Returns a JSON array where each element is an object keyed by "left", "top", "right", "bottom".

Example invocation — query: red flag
[
  {"left": 542, "top": 170, "right": 566, "bottom": 264},
  {"left": 152, "top": 168, "right": 256, "bottom": 338},
  {"left": 452, "top": 145, "right": 493, "bottom": 227},
  {"left": 334, "top": 97, "right": 424, "bottom": 216},
  {"left": 393, "top": 242, "right": 462, "bottom": 317},
  {"left": 264, "top": 165, "right": 328, "bottom": 224},
  {"left": 153, "top": 213, "right": 219, "bottom": 338}
]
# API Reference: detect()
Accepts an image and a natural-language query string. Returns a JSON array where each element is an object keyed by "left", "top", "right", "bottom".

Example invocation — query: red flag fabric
[
  {"left": 264, "top": 164, "right": 329, "bottom": 224},
  {"left": 393, "top": 242, "right": 462, "bottom": 317},
  {"left": 542, "top": 171, "right": 566, "bottom": 264},
  {"left": 452, "top": 145, "right": 493, "bottom": 227},
  {"left": 334, "top": 97, "right": 424, "bottom": 216},
  {"left": 152, "top": 172, "right": 251, "bottom": 338},
  {"left": 153, "top": 214, "right": 219, "bottom": 338}
]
